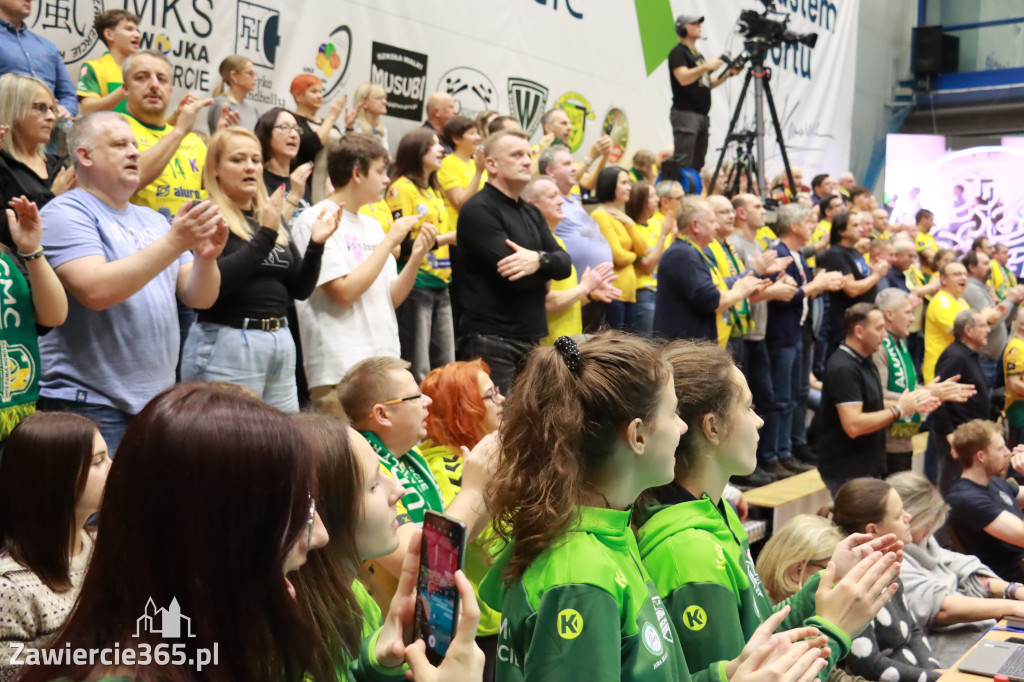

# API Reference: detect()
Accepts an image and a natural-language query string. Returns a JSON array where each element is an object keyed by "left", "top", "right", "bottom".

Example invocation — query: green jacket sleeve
[
  {"left": 665, "top": 580, "right": 746, "bottom": 675},
  {"left": 775, "top": 572, "right": 851, "bottom": 676},
  {"left": 347, "top": 628, "right": 409, "bottom": 682},
  {"left": 522, "top": 584, "right": 624, "bottom": 682}
]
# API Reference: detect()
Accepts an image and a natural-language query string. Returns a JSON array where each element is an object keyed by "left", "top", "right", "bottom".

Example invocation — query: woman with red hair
[{"left": 419, "top": 358, "right": 504, "bottom": 679}]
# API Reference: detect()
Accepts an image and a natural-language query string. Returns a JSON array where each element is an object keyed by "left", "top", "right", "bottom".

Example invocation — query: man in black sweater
[
  {"left": 453, "top": 130, "right": 571, "bottom": 392},
  {"left": 933, "top": 309, "right": 993, "bottom": 493}
]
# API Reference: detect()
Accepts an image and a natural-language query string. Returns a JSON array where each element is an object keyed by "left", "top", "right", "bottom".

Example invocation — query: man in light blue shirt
[
  {"left": 0, "top": 0, "right": 78, "bottom": 116},
  {"left": 539, "top": 145, "right": 614, "bottom": 331},
  {"left": 38, "top": 112, "right": 225, "bottom": 452}
]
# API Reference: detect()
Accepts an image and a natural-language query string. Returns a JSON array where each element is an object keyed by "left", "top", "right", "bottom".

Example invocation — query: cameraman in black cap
[{"left": 669, "top": 15, "right": 737, "bottom": 173}]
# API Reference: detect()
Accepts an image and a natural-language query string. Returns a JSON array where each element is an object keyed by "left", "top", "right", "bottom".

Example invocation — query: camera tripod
[
  {"left": 709, "top": 43, "right": 797, "bottom": 198},
  {"left": 720, "top": 130, "right": 758, "bottom": 197}
]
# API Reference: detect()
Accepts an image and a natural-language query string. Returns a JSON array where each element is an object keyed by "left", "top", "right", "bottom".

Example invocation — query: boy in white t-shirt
[{"left": 292, "top": 134, "right": 438, "bottom": 412}]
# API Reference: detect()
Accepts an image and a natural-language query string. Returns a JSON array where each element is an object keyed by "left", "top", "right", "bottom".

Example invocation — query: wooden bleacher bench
[
  {"left": 743, "top": 469, "right": 832, "bottom": 532},
  {"left": 744, "top": 432, "right": 931, "bottom": 533}
]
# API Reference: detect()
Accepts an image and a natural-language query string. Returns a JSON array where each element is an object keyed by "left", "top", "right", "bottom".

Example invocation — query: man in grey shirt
[
  {"left": 727, "top": 194, "right": 805, "bottom": 481},
  {"left": 962, "top": 250, "right": 1024, "bottom": 384}
]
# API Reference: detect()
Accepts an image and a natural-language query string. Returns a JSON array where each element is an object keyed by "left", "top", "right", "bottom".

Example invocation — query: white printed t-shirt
[{"left": 292, "top": 200, "right": 399, "bottom": 388}]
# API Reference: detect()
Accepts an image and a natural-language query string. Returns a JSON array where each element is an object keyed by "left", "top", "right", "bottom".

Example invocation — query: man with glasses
[
  {"left": 336, "top": 355, "right": 496, "bottom": 599},
  {"left": 77, "top": 9, "right": 141, "bottom": 115}
]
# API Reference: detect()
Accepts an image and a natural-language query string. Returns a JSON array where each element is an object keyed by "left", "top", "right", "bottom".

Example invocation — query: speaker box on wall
[{"left": 912, "top": 25, "right": 944, "bottom": 75}]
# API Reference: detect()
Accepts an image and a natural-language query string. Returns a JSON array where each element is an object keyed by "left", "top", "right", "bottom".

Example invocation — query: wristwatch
[{"left": 538, "top": 251, "right": 551, "bottom": 269}]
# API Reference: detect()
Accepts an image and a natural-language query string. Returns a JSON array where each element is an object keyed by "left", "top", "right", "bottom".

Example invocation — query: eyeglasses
[
  {"left": 30, "top": 103, "right": 58, "bottom": 115},
  {"left": 273, "top": 124, "right": 302, "bottom": 134},
  {"left": 482, "top": 386, "right": 502, "bottom": 404},
  {"left": 379, "top": 393, "right": 424, "bottom": 406},
  {"left": 306, "top": 497, "right": 316, "bottom": 545}
]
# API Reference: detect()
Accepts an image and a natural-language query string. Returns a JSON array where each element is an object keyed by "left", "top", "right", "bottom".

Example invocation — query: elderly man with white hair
[
  {"left": 522, "top": 176, "right": 618, "bottom": 344},
  {"left": 36, "top": 112, "right": 226, "bottom": 453},
  {"left": 874, "top": 287, "right": 975, "bottom": 475}
]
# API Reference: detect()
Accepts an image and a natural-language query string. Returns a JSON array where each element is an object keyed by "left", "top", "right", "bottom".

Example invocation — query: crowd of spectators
[{"left": 1, "top": 5, "right": 1024, "bottom": 682}]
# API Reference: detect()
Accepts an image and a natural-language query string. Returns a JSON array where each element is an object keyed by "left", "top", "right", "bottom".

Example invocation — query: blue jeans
[
  {"left": 766, "top": 340, "right": 801, "bottom": 461},
  {"left": 180, "top": 321, "right": 299, "bottom": 413},
  {"left": 634, "top": 288, "right": 657, "bottom": 337},
  {"left": 176, "top": 301, "right": 196, "bottom": 382},
  {"left": 605, "top": 299, "right": 637, "bottom": 332},
  {"left": 743, "top": 339, "right": 779, "bottom": 463},
  {"left": 397, "top": 287, "right": 455, "bottom": 383},
  {"left": 36, "top": 397, "right": 131, "bottom": 455}
]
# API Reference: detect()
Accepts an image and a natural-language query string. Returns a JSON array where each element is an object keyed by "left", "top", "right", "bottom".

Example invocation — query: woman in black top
[
  {"left": 254, "top": 107, "right": 314, "bottom": 222},
  {"left": 0, "top": 73, "right": 76, "bottom": 249},
  {"left": 180, "top": 127, "right": 340, "bottom": 412}
]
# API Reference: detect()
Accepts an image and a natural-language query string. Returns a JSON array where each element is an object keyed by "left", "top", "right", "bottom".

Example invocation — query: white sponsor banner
[{"left": 35, "top": 0, "right": 857, "bottom": 176}]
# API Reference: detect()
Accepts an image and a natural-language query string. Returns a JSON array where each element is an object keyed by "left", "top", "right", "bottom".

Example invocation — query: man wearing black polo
[
  {"left": 453, "top": 130, "right": 571, "bottom": 392},
  {"left": 668, "top": 14, "right": 737, "bottom": 172},
  {"left": 818, "top": 303, "right": 937, "bottom": 497},
  {"left": 933, "top": 309, "right": 993, "bottom": 493}
]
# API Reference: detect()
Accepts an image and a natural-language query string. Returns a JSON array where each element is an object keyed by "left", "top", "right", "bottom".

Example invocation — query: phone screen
[{"left": 414, "top": 511, "right": 467, "bottom": 665}]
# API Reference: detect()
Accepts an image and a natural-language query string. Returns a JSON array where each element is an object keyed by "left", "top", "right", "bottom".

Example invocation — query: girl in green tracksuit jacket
[
  {"left": 292, "top": 413, "right": 481, "bottom": 682},
  {"left": 480, "top": 332, "right": 830, "bottom": 682},
  {"left": 639, "top": 340, "right": 903, "bottom": 682}
]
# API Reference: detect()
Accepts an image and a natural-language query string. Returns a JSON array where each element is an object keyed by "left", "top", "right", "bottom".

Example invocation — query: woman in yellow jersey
[
  {"left": 591, "top": 167, "right": 648, "bottom": 330},
  {"left": 438, "top": 116, "right": 485, "bottom": 231},
  {"left": 386, "top": 129, "right": 455, "bottom": 382},
  {"left": 625, "top": 181, "right": 674, "bottom": 337},
  {"left": 522, "top": 176, "right": 618, "bottom": 345},
  {"left": 1005, "top": 309, "right": 1024, "bottom": 447}
]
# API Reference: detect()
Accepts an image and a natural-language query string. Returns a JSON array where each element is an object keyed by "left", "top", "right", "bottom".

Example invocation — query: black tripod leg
[
  {"left": 710, "top": 70, "right": 753, "bottom": 195},
  {"left": 761, "top": 77, "right": 797, "bottom": 196}
]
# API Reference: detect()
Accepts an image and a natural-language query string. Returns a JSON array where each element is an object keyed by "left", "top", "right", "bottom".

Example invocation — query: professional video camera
[
  {"left": 737, "top": 0, "right": 818, "bottom": 49},
  {"left": 708, "top": 0, "right": 819, "bottom": 199}
]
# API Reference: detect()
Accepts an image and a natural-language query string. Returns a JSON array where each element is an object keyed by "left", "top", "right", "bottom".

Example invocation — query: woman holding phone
[{"left": 292, "top": 413, "right": 485, "bottom": 682}]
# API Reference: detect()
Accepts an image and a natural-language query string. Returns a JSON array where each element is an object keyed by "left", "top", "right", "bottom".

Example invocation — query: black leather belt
[{"left": 220, "top": 316, "right": 288, "bottom": 331}]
